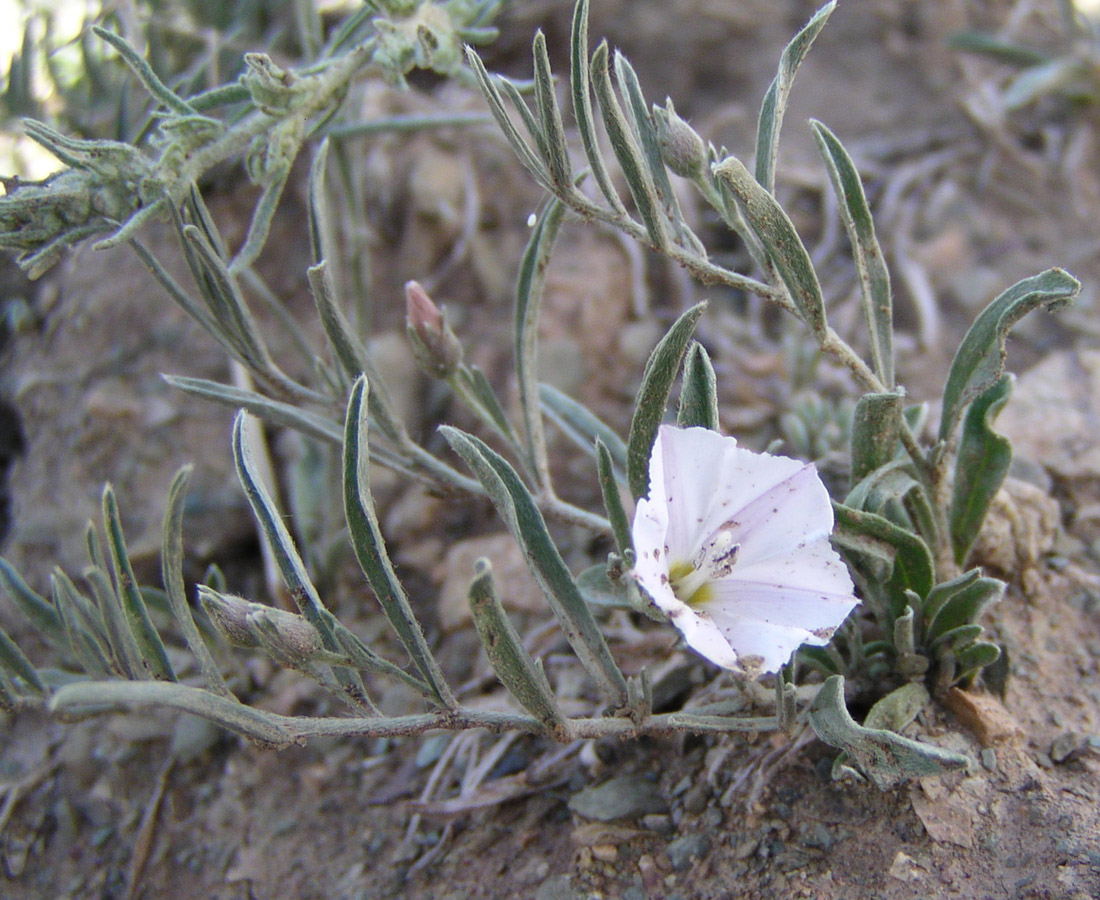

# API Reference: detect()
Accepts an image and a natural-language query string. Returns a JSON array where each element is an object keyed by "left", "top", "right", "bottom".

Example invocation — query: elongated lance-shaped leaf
[
  {"left": 306, "top": 262, "right": 406, "bottom": 445},
  {"left": 84, "top": 565, "right": 145, "bottom": 680},
  {"left": 50, "top": 571, "right": 113, "bottom": 679},
  {"left": 833, "top": 502, "right": 934, "bottom": 610},
  {"left": 499, "top": 77, "right": 552, "bottom": 172},
  {"left": 570, "top": 0, "right": 627, "bottom": 215},
  {"left": 811, "top": 120, "right": 893, "bottom": 387},
  {"left": 590, "top": 41, "right": 667, "bottom": 248},
  {"left": 229, "top": 162, "right": 292, "bottom": 274},
  {"left": 233, "top": 413, "right": 375, "bottom": 711},
  {"left": 713, "top": 156, "right": 827, "bottom": 340},
  {"left": 755, "top": 2, "right": 835, "bottom": 193},
  {"left": 677, "top": 342, "right": 719, "bottom": 430},
  {"left": 102, "top": 486, "right": 175, "bottom": 681},
  {"left": 850, "top": 391, "right": 904, "bottom": 486},
  {"left": 515, "top": 199, "right": 566, "bottom": 485},
  {"left": 808, "top": 675, "right": 970, "bottom": 788},
  {"left": 626, "top": 302, "right": 707, "bottom": 500},
  {"left": 532, "top": 31, "right": 574, "bottom": 193},
  {"left": 596, "top": 439, "right": 632, "bottom": 555},
  {"left": 924, "top": 571, "right": 1004, "bottom": 643},
  {"left": 613, "top": 52, "right": 677, "bottom": 215},
  {"left": 164, "top": 375, "right": 342, "bottom": 446},
  {"left": 950, "top": 375, "right": 1013, "bottom": 566},
  {"left": 0, "top": 557, "right": 62, "bottom": 641},
  {"left": 162, "top": 466, "right": 231, "bottom": 697},
  {"left": 307, "top": 139, "right": 332, "bottom": 265},
  {"left": 93, "top": 26, "right": 198, "bottom": 116},
  {"left": 540, "top": 383, "right": 627, "bottom": 475},
  {"left": 466, "top": 47, "right": 552, "bottom": 188},
  {"left": 50, "top": 680, "right": 296, "bottom": 749},
  {"left": 468, "top": 559, "right": 567, "bottom": 737},
  {"left": 453, "top": 363, "right": 521, "bottom": 450},
  {"left": 341, "top": 379, "right": 457, "bottom": 709},
  {"left": 442, "top": 426, "right": 629, "bottom": 708},
  {"left": 939, "top": 268, "right": 1078, "bottom": 442},
  {"left": 0, "top": 623, "right": 44, "bottom": 694}
]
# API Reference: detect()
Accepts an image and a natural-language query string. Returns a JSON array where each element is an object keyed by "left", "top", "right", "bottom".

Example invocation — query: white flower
[{"left": 632, "top": 425, "right": 859, "bottom": 678}]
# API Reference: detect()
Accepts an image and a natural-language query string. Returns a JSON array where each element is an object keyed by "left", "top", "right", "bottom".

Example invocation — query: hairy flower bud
[
  {"left": 405, "top": 280, "right": 463, "bottom": 378},
  {"left": 199, "top": 588, "right": 261, "bottom": 649},
  {"left": 653, "top": 99, "right": 707, "bottom": 180}
]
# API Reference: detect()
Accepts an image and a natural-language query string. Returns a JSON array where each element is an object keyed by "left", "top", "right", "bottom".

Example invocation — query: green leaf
[
  {"left": 570, "top": 0, "right": 626, "bottom": 215},
  {"left": 234, "top": 412, "right": 376, "bottom": 711},
  {"left": 755, "top": 2, "right": 835, "bottom": 193},
  {"left": 50, "top": 570, "right": 114, "bottom": 680},
  {"left": 83, "top": 565, "right": 145, "bottom": 680},
  {"left": 811, "top": 120, "right": 893, "bottom": 387},
  {"left": 540, "top": 383, "right": 627, "bottom": 474},
  {"left": 0, "top": 623, "right": 44, "bottom": 694},
  {"left": 102, "top": 486, "right": 175, "bottom": 681},
  {"left": 340, "top": 379, "right": 455, "bottom": 708},
  {"left": 590, "top": 41, "right": 667, "bottom": 248},
  {"left": 712, "top": 156, "right": 826, "bottom": 340},
  {"left": 532, "top": 31, "right": 574, "bottom": 192},
  {"left": 0, "top": 557, "right": 62, "bottom": 642},
  {"left": 442, "top": 426, "right": 629, "bottom": 707},
  {"left": 162, "top": 466, "right": 230, "bottom": 697},
  {"left": 515, "top": 199, "right": 566, "bottom": 483},
  {"left": 677, "top": 342, "right": 719, "bottom": 430},
  {"left": 938, "top": 268, "right": 1078, "bottom": 443},
  {"left": 950, "top": 375, "right": 1013, "bottom": 566},
  {"left": 850, "top": 391, "right": 903, "bottom": 486},
  {"left": 953, "top": 641, "right": 1001, "bottom": 684},
  {"left": 468, "top": 559, "right": 567, "bottom": 736},
  {"left": 925, "top": 573, "right": 1004, "bottom": 644},
  {"left": 808, "top": 675, "right": 970, "bottom": 788},
  {"left": 946, "top": 31, "right": 1050, "bottom": 68},
  {"left": 626, "top": 302, "right": 707, "bottom": 499},
  {"left": 862, "top": 682, "right": 930, "bottom": 732},
  {"left": 596, "top": 440, "right": 632, "bottom": 555}
]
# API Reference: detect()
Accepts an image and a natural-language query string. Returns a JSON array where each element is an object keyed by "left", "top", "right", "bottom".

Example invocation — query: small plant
[{"left": 0, "top": 0, "right": 1080, "bottom": 793}]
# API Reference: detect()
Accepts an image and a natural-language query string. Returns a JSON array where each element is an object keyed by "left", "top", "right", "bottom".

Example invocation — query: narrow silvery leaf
[
  {"left": 515, "top": 199, "right": 566, "bottom": 485},
  {"left": 590, "top": 41, "right": 666, "bottom": 248},
  {"left": 0, "top": 557, "right": 62, "bottom": 641},
  {"left": 92, "top": 26, "right": 197, "bottom": 115},
  {"left": 808, "top": 675, "right": 970, "bottom": 788},
  {"left": 50, "top": 680, "right": 296, "bottom": 749},
  {"left": 229, "top": 163, "right": 291, "bottom": 274},
  {"left": 103, "top": 486, "right": 176, "bottom": 681},
  {"left": 950, "top": 375, "right": 1013, "bottom": 565},
  {"left": 626, "top": 302, "right": 707, "bottom": 500},
  {"left": 307, "top": 139, "right": 331, "bottom": 264},
  {"left": 811, "top": 120, "right": 894, "bottom": 387},
  {"left": 442, "top": 426, "right": 629, "bottom": 708},
  {"left": 468, "top": 559, "right": 567, "bottom": 737},
  {"left": 596, "top": 439, "right": 632, "bottom": 555},
  {"left": 532, "top": 31, "right": 574, "bottom": 192},
  {"left": 540, "top": 383, "right": 627, "bottom": 474},
  {"left": 677, "top": 342, "right": 719, "bottom": 431},
  {"left": 162, "top": 466, "right": 230, "bottom": 697},
  {"left": 83, "top": 565, "right": 146, "bottom": 680},
  {"left": 832, "top": 502, "right": 934, "bottom": 610},
  {"left": 341, "top": 379, "right": 457, "bottom": 708},
  {"left": 613, "top": 52, "right": 677, "bottom": 218},
  {"left": 713, "top": 156, "right": 827, "bottom": 340},
  {"left": 499, "top": 77, "right": 553, "bottom": 171},
  {"left": 924, "top": 572, "right": 1003, "bottom": 644},
  {"left": 754, "top": 2, "right": 835, "bottom": 193},
  {"left": 938, "top": 268, "right": 1078, "bottom": 443},
  {"left": 454, "top": 364, "right": 520, "bottom": 449},
  {"left": 570, "top": 0, "right": 626, "bottom": 214},
  {"left": 50, "top": 571, "right": 113, "bottom": 679},
  {"left": 233, "top": 413, "right": 375, "bottom": 711},
  {"left": 0, "top": 623, "right": 44, "bottom": 693},
  {"left": 130, "top": 239, "right": 220, "bottom": 339},
  {"left": 165, "top": 374, "right": 342, "bottom": 446},
  {"left": 850, "top": 392, "right": 904, "bottom": 486},
  {"left": 466, "top": 47, "right": 551, "bottom": 187}
]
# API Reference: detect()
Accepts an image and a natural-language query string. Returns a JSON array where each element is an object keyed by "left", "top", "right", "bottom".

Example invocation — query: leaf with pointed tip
[
  {"left": 755, "top": 2, "right": 835, "bottom": 193},
  {"left": 939, "top": 268, "right": 1078, "bottom": 442},
  {"left": 540, "top": 383, "right": 627, "bottom": 475},
  {"left": 626, "top": 302, "right": 707, "bottom": 500},
  {"left": 808, "top": 675, "right": 970, "bottom": 788},
  {"left": 0, "top": 557, "right": 62, "bottom": 642},
  {"left": 677, "top": 342, "right": 719, "bottom": 431},
  {"left": 950, "top": 375, "right": 1013, "bottom": 566}
]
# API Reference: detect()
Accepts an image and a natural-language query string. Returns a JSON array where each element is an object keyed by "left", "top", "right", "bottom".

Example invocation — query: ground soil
[{"left": 3, "top": 1, "right": 1100, "bottom": 898}]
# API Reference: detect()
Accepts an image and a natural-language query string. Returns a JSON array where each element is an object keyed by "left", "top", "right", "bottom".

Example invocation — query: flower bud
[
  {"left": 405, "top": 280, "right": 463, "bottom": 378},
  {"left": 199, "top": 588, "right": 261, "bottom": 649},
  {"left": 248, "top": 607, "right": 325, "bottom": 667},
  {"left": 653, "top": 99, "right": 707, "bottom": 180}
]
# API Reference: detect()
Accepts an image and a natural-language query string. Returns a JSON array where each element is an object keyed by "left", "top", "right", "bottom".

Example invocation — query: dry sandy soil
[{"left": 3, "top": 1, "right": 1100, "bottom": 898}]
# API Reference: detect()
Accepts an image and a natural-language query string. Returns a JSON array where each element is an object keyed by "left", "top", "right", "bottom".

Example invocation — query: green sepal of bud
[
  {"left": 653, "top": 98, "right": 707, "bottom": 180},
  {"left": 405, "top": 280, "right": 464, "bottom": 378}
]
